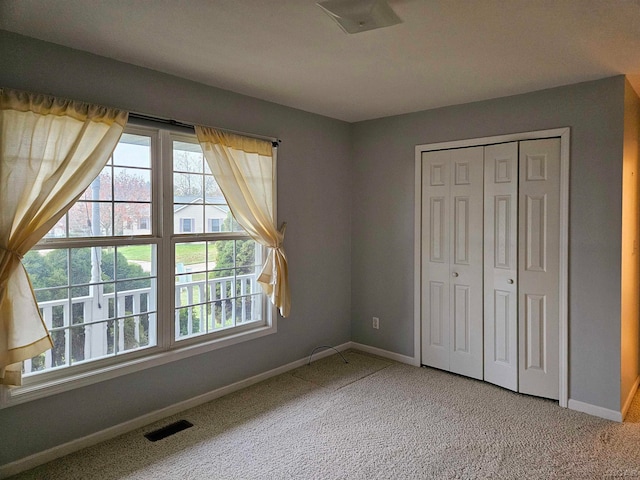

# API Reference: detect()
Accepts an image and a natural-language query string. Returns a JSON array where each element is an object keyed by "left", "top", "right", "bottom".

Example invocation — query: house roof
[
  {"left": 1, "top": 1, "right": 639, "bottom": 122},
  {"left": 173, "top": 196, "right": 229, "bottom": 215}
]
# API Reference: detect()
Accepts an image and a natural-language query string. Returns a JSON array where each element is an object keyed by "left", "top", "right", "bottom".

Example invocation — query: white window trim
[{"left": 0, "top": 125, "right": 279, "bottom": 408}]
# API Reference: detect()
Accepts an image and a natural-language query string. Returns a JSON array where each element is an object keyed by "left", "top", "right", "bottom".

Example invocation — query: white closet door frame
[{"left": 414, "top": 128, "right": 570, "bottom": 408}]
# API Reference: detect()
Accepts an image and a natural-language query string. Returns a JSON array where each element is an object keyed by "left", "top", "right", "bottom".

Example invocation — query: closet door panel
[
  {"left": 453, "top": 284, "right": 471, "bottom": 353},
  {"left": 449, "top": 147, "right": 484, "bottom": 380},
  {"left": 484, "top": 142, "right": 518, "bottom": 391},
  {"left": 518, "top": 138, "right": 560, "bottom": 400},
  {"left": 427, "top": 281, "right": 447, "bottom": 348},
  {"left": 421, "top": 150, "right": 451, "bottom": 371}
]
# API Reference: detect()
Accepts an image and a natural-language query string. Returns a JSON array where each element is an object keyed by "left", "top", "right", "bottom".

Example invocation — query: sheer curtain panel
[
  {"left": 0, "top": 88, "right": 128, "bottom": 386},
  {"left": 195, "top": 127, "right": 291, "bottom": 317}
]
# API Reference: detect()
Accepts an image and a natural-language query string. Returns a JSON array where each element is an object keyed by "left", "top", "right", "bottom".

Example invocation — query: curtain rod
[{"left": 128, "top": 112, "right": 281, "bottom": 147}]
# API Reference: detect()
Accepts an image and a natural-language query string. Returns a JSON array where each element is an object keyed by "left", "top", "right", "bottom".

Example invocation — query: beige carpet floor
[{"left": 9, "top": 350, "right": 640, "bottom": 479}]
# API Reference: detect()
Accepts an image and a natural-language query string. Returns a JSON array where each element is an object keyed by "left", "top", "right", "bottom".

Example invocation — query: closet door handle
[
  {"left": 452, "top": 272, "right": 459, "bottom": 278},
  {"left": 507, "top": 279, "right": 514, "bottom": 284}
]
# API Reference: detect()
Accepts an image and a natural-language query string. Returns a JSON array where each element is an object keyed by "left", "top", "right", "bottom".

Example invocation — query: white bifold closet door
[
  {"left": 422, "top": 138, "right": 561, "bottom": 400},
  {"left": 517, "top": 138, "right": 560, "bottom": 400},
  {"left": 421, "top": 146, "right": 484, "bottom": 381},
  {"left": 483, "top": 138, "right": 560, "bottom": 400}
]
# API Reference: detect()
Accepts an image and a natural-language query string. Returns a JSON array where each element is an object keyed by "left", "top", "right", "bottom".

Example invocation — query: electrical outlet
[{"left": 372, "top": 317, "right": 380, "bottom": 329}]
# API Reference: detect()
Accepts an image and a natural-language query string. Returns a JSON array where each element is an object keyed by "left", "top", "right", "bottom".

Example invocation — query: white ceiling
[{"left": 2, "top": 0, "right": 640, "bottom": 122}]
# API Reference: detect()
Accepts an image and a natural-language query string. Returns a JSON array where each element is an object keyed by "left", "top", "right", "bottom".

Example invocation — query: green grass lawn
[
  {"left": 119, "top": 243, "right": 213, "bottom": 266},
  {"left": 175, "top": 243, "right": 209, "bottom": 265},
  {"left": 117, "top": 245, "right": 153, "bottom": 262}
]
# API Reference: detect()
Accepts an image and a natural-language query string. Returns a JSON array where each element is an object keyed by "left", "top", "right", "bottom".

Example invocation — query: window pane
[
  {"left": 213, "top": 211, "right": 246, "bottom": 233},
  {"left": 111, "top": 315, "right": 151, "bottom": 353},
  {"left": 204, "top": 176, "right": 221, "bottom": 197},
  {"left": 114, "top": 203, "right": 152, "bottom": 236},
  {"left": 113, "top": 167, "right": 151, "bottom": 202},
  {"left": 34, "top": 286, "right": 67, "bottom": 303},
  {"left": 173, "top": 141, "right": 204, "bottom": 173},
  {"left": 203, "top": 159, "right": 212, "bottom": 175},
  {"left": 176, "top": 305, "right": 206, "bottom": 338},
  {"left": 47, "top": 302, "right": 67, "bottom": 329},
  {"left": 138, "top": 215, "right": 151, "bottom": 233},
  {"left": 24, "top": 250, "right": 68, "bottom": 290},
  {"left": 175, "top": 283, "right": 206, "bottom": 308},
  {"left": 70, "top": 324, "right": 88, "bottom": 365},
  {"left": 207, "top": 240, "right": 232, "bottom": 272},
  {"left": 235, "top": 239, "right": 256, "bottom": 271},
  {"left": 140, "top": 312, "right": 156, "bottom": 348},
  {"left": 69, "top": 247, "right": 108, "bottom": 287},
  {"left": 173, "top": 172, "right": 203, "bottom": 198},
  {"left": 207, "top": 218, "right": 222, "bottom": 233},
  {"left": 68, "top": 202, "right": 113, "bottom": 237},
  {"left": 44, "top": 216, "right": 67, "bottom": 239},
  {"left": 175, "top": 242, "right": 206, "bottom": 270},
  {"left": 50, "top": 329, "right": 68, "bottom": 368},
  {"left": 66, "top": 202, "right": 92, "bottom": 237},
  {"left": 113, "top": 133, "right": 151, "bottom": 168},
  {"left": 119, "top": 204, "right": 152, "bottom": 235},
  {"left": 214, "top": 296, "right": 234, "bottom": 329},
  {"left": 235, "top": 275, "right": 254, "bottom": 297},
  {"left": 235, "top": 295, "right": 263, "bottom": 324},
  {"left": 80, "top": 170, "right": 113, "bottom": 202},
  {"left": 116, "top": 245, "right": 154, "bottom": 278},
  {"left": 175, "top": 209, "right": 203, "bottom": 234}
]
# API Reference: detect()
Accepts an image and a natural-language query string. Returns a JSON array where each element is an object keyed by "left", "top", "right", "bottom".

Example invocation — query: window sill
[{"left": 1, "top": 319, "right": 277, "bottom": 409}]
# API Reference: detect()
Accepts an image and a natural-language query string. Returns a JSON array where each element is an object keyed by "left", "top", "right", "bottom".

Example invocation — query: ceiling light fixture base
[{"left": 317, "top": 0, "right": 402, "bottom": 34}]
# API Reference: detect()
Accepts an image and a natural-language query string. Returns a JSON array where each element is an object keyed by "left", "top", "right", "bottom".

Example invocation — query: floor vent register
[{"left": 144, "top": 420, "right": 194, "bottom": 442}]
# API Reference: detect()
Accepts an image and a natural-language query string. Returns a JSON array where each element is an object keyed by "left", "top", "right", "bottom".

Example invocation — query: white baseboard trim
[
  {"left": 349, "top": 342, "right": 420, "bottom": 366},
  {"left": 621, "top": 376, "right": 640, "bottom": 420},
  {"left": 0, "top": 342, "right": 351, "bottom": 479},
  {"left": 568, "top": 398, "right": 622, "bottom": 422}
]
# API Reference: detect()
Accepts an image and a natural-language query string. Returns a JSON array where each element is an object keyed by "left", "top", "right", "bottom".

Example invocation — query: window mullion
[
  {"left": 65, "top": 249, "right": 72, "bottom": 369},
  {"left": 160, "top": 129, "right": 175, "bottom": 349},
  {"left": 110, "top": 159, "right": 115, "bottom": 237},
  {"left": 150, "top": 127, "right": 164, "bottom": 353}
]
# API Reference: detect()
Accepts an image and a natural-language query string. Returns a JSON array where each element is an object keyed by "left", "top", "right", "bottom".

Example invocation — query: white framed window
[
  {"left": 7, "top": 125, "right": 276, "bottom": 406},
  {"left": 22, "top": 129, "right": 158, "bottom": 378},
  {"left": 171, "top": 135, "right": 266, "bottom": 343}
]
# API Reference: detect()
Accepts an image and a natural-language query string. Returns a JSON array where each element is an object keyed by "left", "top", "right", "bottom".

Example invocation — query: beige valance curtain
[
  {"left": 195, "top": 126, "right": 291, "bottom": 318},
  {"left": 0, "top": 88, "right": 128, "bottom": 386}
]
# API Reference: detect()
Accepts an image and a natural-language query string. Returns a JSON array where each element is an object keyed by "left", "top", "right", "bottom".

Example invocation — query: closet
[{"left": 420, "top": 137, "right": 561, "bottom": 400}]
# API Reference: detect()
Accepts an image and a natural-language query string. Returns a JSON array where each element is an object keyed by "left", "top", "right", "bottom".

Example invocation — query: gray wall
[
  {"left": 0, "top": 31, "right": 352, "bottom": 465},
  {"left": 351, "top": 76, "right": 626, "bottom": 411}
]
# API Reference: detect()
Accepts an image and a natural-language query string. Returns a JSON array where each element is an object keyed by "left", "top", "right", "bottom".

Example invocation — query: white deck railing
[
  {"left": 24, "top": 273, "right": 259, "bottom": 375},
  {"left": 174, "top": 273, "right": 257, "bottom": 338}
]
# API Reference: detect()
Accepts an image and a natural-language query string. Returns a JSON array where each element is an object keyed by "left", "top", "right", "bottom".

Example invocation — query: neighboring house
[{"left": 173, "top": 195, "right": 230, "bottom": 234}]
